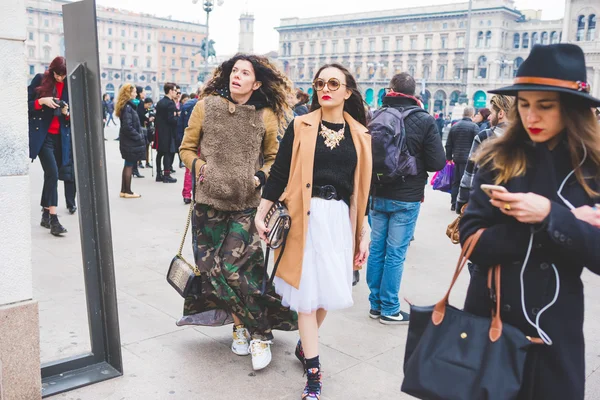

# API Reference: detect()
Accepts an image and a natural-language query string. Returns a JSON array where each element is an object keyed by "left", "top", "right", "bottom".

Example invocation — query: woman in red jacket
[{"left": 27, "top": 56, "right": 72, "bottom": 236}]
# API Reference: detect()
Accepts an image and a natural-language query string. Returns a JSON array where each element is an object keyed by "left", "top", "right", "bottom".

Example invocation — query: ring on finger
[{"left": 504, "top": 203, "right": 512, "bottom": 211}]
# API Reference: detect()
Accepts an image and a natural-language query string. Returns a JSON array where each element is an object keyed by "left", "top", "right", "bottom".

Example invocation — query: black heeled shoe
[{"left": 68, "top": 206, "right": 77, "bottom": 215}]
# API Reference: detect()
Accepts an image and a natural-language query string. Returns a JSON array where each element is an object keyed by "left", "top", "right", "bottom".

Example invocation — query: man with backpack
[{"left": 367, "top": 73, "right": 446, "bottom": 324}]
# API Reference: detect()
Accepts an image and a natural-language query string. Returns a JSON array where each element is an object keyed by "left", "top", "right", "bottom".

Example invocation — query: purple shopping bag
[{"left": 432, "top": 162, "right": 454, "bottom": 193}]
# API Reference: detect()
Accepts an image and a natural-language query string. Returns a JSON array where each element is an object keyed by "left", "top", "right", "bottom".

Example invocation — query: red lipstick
[
  {"left": 322, "top": 95, "right": 332, "bottom": 100},
  {"left": 529, "top": 128, "right": 543, "bottom": 134}
]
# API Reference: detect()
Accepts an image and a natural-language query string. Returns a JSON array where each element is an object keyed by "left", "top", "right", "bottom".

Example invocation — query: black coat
[
  {"left": 27, "top": 73, "right": 72, "bottom": 164},
  {"left": 119, "top": 101, "right": 146, "bottom": 162},
  {"left": 373, "top": 96, "right": 446, "bottom": 202},
  {"left": 445, "top": 117, "right": 479, "bottom": 164},
  {"left": 459, "top": 138, "right": 600, "bottom": 400},
  {"left": 154, "top": 96, "right": 178, "bottom": 153}
]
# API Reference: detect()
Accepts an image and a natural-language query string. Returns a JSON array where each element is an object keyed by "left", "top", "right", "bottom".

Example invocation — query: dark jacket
[
  {"left": 445, "top": 117, "right": 479, "bottom": 164},
  {"left": 154, "top": 96, "right": 178, "bottom": 153},
  {"left": 27, "top": 73, "right": 71, "bottom": 165},
  {"left": 459, "top": 138, "right": 600, "bottom": 400},
  {"left": 478, "top": 120, "right": 491, "bottom": 132},
  {"left": 435, "top": 117, "right": 445, "bottom": 137},
  {"left": 119, "top": 101, "right": 146, "bottom": 162},
  {"left": 106, "top": 100, "right": 114, "bottom": 114},
  {"left": 136, "top": 101, "right": 148, "bottom": 128},
  {"left": 293, "top": 103, "right": 309, "bottom": 116},
  {"left": 177, "top": 98, "right": 198, "bottom": 145},
  {"left": 102, "top": 100, "right": 109, "bottom": 118},
  {"left": 372, "top": 96, "right": 446, "bottom": 202}
]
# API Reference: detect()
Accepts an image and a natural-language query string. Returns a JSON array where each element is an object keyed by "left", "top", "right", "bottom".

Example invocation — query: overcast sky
[{"left": 95, "top": 0, "right": 567, "bottom": 55}]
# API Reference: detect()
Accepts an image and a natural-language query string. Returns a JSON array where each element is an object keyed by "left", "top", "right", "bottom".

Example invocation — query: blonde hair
[
  {"left": 115, "top": 83, "right": 135, "bottom": 118},
  {"left": 477, "top": 93, "right": 600, "bottom": 197}
]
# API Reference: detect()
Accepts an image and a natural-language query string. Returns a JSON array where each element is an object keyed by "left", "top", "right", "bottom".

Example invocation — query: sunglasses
[{"left": 312, "top": 78, "right": 346, "bottom": 92}]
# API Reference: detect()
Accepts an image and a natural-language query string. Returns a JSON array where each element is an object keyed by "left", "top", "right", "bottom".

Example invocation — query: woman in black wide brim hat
[{"left": 459, "top": 43, "right": 600, "bottom": 399}]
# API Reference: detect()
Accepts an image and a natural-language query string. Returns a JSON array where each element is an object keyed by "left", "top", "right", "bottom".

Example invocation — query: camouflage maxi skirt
[{"left": 177, "top": 203, "right": 298, "bottom": 339}]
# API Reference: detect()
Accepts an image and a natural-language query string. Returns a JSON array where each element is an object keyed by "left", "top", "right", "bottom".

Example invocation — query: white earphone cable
[{"left": 519, "top": 139, "right": 587, "bottom": 345}]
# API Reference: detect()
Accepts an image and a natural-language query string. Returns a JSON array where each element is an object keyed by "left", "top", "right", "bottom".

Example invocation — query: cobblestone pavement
[{"left": 35, "top": 125, "right": 600, "bottom": 400}]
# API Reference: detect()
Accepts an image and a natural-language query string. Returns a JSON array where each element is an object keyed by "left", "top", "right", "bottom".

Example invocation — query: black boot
[
  {"left": 133, "top": 167, "right": 145, "bottom": 178},
  {"left": 41, "top": 209, "right": 50, "bottom": 229},
  {"left": 155, "top": 170, "right": 163, "bottom": 182},
  {"left": 302, "top": 357, "right": 322, "bottom": 400},
  {"left": 138, "top": 161, "right": 145, "bottom": 169},
  {"left": 163, "top": 173, "right": 177, "bottom": 183},
  {"left": 50, "top": 214, "right": 67, "bottom": 236}
]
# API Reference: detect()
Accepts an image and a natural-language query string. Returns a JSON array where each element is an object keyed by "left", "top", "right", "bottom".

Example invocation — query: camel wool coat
[{"left": 273, "top": 109, "right": 372, "bottom": 289}]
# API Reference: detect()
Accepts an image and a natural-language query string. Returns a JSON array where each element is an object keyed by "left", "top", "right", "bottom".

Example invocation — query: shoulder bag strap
[{"left": 261, "top": 227, "right": 290, "bottom": 295}]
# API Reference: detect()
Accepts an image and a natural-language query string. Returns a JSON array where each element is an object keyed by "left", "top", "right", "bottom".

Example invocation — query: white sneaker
[
  {"left": 249, "top": 339, "right": 273, "bottom": 370},
  {"left": 231, "top": 325, "right": 250, "bottom": 356}
]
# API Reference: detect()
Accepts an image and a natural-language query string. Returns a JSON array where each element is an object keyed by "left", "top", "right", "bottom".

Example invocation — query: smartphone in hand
[{"left": 480, "top": 184, "right": 508, "bottom": 198}]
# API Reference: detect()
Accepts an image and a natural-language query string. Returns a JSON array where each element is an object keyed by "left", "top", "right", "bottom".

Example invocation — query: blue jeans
[{"left": 367, "top": 198, "right": 421, "bottom": 316}]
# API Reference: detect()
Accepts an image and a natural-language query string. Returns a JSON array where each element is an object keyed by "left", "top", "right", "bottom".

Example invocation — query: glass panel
[{"left": 31, "top": 3, "right": 92, "bottom": 365}]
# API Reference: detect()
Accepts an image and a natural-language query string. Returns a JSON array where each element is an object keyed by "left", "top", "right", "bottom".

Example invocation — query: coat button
[
  {"left": 532, "top": 307, "right": 540, "bottom": 316},
  {"left": 567, "top": 238, "right": 573, "bottom": 246},
  {"left": 540, "top": 262, "right": 549, "bottom": 270},
  {"left": 307, "top": 211, "right": 311, "bottom": 216},
  {"left": 503, "top": 304, "right": 511, "bottom": 312},
  {"left": 553, "top": 231, "right": 560, "bottom": 239},
  {"left": 534, "top": 243, "right": 543, "bottom": 249},
  {"left": 559, "top": 234, "right": 566, "bottom": 243},
  {"left": 306, "top": 183, "right": 311, "bottom": 188}
]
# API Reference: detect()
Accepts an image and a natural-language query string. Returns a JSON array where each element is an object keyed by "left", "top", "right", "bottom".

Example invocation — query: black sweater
[{"left": 263, "top": 120, "right": 357, "bottom": 206}]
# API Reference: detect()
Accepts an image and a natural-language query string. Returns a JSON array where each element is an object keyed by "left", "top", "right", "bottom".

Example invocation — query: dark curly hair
[
  {"left": 201, "top": 53, "right": 293, "bottom": 129},
  {"left": 309, "top": 63, "right": 367, "bottom": 126}
]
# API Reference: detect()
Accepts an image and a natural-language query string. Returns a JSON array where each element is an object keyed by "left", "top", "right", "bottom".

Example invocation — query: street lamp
[
  {"left": 494, "top": 57, "right": 510, "bottom": 80},
  {"left": 192, "top": 0, "right": 224, "bottom": 81}
]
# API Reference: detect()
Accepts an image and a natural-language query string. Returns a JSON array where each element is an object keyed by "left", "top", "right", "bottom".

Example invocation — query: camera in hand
[{"left": 53, "top": 98, "right": 68, "bottom": 116}]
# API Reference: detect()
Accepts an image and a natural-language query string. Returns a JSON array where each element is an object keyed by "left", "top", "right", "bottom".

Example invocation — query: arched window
[
  {"left": 423, "top": 65, "right": 430, "bottom": 80},
  {"left": 531, "top": 32, "right": 539, "bottom": 46},
  {"left": 437, "top": 65, "right": 446, "bottom": 80},
  {"left": 477, "top": 55, "right": 487, "bottom": 79},
  {"left": 513, "top": 57, "right": 524, "bottom": 78},
  {"left": 550, "top": 31, "right": 559, "bottom": 44},
  {"left": 522, "top": 33, "right": 529, "bottom": 49},
  {"left": 541, "top": 31, "right": 549, "bottom": 45},
  {"left": 577, "top": 15, "right": 586, "bottom": 41},
  {"left": 108, "top": 55, "right": 113, "bottom": 65},
  {"left": 588, "top": 15, "right": 597, "bottom": 41},
  {"left": 477, "top": 31, "right": 484, "bottom": 48},
  {"left": 485, "top": 31, "right": 492, "bottom": 48},
  {"left": 513, "top": 33, "right": 520, "bottom": 49}
]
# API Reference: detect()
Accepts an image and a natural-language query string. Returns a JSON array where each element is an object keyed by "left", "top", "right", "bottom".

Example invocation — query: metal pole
[
  {"left": 461, "top": 0, "right": 473, "bottom": 104},
  {"left": 204, "top": 4, "right": 210, "bottom": 80}
]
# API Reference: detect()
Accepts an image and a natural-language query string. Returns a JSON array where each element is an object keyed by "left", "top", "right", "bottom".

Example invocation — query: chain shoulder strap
[{"left": 177, "top": 202, "right": 194, "bottom": 256}]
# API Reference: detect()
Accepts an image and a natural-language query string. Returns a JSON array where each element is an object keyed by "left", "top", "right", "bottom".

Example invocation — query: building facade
[
  {"left": 276, "top": 0, "right": 599, "bottom": 113},
  {"left": 25, "top": 0, "right": 206, "bottom": 99}
]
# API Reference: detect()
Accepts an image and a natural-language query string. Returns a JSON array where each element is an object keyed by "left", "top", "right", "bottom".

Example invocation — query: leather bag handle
[{"left": 432, "top": 229, "right": 484, "bottom": 326}]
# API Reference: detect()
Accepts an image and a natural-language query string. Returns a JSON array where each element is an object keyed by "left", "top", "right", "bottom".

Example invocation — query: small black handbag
[
  {"left": 261, "top": 201, "right": 291, "bottom": 295},
  {"left": 401, "top": 229, "right": 542, "bottom": 400},
  {"left": 166, "top": 159, "right": 201, "bottom": 297}
]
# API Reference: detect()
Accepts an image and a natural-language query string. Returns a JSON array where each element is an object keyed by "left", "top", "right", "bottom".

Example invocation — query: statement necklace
[{"left": 319, "top": 121, "right": 346, "bottom": 150}]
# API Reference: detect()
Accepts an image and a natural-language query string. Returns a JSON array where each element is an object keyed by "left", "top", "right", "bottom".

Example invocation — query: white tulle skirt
[{"left": 273, "top": 198, "right": 354, "bottom": 314}]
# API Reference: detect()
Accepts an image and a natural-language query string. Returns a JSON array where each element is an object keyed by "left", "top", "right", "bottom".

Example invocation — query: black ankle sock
[{"left": 305, "top": 355, "right": 320, "bottom": 370}]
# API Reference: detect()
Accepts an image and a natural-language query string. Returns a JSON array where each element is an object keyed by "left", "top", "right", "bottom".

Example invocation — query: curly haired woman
[
  {"left": 115, "top": 83, "right": 146, "bottom": 198},
  {"left": 178, "top": 54, "right": 298, "bottom": 371}
]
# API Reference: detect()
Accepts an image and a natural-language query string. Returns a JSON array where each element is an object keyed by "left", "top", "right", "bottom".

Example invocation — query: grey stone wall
[{"left": 0, "top": 0, "right": 40, "bottom": 398}]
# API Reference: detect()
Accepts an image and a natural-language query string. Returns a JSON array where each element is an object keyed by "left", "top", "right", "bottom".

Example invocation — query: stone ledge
[{"left": 0, "top": 300, "right": 41, "bottom": 400}]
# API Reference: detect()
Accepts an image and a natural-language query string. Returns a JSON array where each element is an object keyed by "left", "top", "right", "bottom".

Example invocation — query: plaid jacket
[{"left": 457, "top": 123, "right": 506, "bottom": 207}]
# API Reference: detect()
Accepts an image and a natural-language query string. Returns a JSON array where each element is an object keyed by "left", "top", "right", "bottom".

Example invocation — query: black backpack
[{"left": 369, "top": 106, "right": 423, "bottom": 183}]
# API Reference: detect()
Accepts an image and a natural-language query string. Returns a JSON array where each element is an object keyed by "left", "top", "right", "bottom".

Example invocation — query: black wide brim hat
[{"left": 489, "top": 43, "right": 600, "bottom": 107}]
